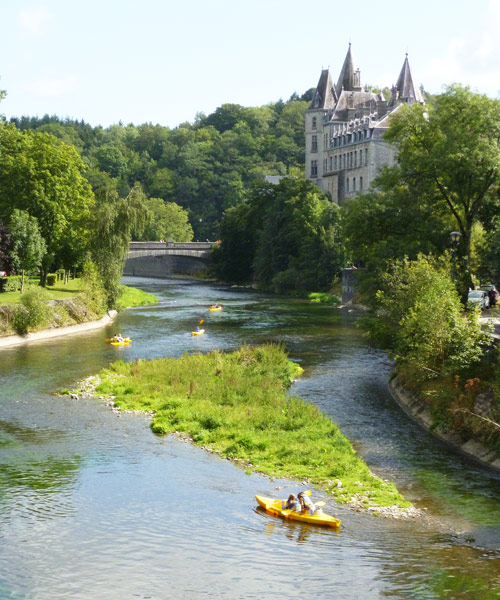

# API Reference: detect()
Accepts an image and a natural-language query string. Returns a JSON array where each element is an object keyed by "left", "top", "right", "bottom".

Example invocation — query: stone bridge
[{"left": 124, "top": 241, "right": 216, "bottom": 278}]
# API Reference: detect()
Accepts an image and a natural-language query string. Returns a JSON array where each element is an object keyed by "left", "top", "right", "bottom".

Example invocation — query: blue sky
[{"left": 1, "top": 0, "right": 500, "bottom": 128}]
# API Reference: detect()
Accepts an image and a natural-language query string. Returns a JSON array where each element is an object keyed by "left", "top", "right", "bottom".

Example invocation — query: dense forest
[{"left": 9, "top": 90, "right": 313, "bottom": 241}]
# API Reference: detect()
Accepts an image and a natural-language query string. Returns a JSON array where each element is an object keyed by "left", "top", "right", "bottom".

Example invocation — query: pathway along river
[{"left": 1, "top": 277, "right": 500, "bottom": 599}]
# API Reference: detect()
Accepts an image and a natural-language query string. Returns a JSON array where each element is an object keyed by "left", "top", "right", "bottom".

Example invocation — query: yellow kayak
[
  {"left": 110, "top": 338, "right": 132, "bottom": 346},
  {"left": 209, "top": 306, "right": 222, "bottom": 312},
  {"left": 255, "top": 495, "right": 340, "bottom": 529},
  {"left": 191, "top": 329, "right": 205, "bottom": 336}
]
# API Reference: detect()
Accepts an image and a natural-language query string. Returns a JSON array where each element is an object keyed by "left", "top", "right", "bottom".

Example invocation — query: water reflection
[{"left": 1, "top": 276, "right": 500, "bottom": 598}]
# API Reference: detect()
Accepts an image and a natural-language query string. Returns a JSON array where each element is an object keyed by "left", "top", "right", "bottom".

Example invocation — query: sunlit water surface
[{"left": 1, "top": 277, "right": 500, "bottom": 599}]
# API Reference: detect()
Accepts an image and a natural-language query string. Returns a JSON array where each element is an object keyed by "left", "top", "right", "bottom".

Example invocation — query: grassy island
[{"left": 90, "top": 344, "right": 411, "bottom": 511}]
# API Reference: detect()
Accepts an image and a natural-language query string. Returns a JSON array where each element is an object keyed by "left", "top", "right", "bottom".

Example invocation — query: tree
[
  {"left": 367, "top": 254, "right": 487, "bottom": 378},
  {"left": 90, "top": 183, "right": 147, "bottom": 308},
  {"left": 253, "top": 178, "right": 343, "bottom": 292},
  {"left": 9, "top": 210, "right": 47, "bottom": 291},
  {"left": 211, "top": 182, "right": 271, "bottom": 283},
  {"left": 136, "top": 198, "right": 193, "bottom": 242},
  {"left": 0, "top": 221, "right": 12, "bottom": 273},
  {"left": 213, "top": 178, "right": 343, "bottom": 292},
  {"left": 384, "top": 85, "right": 500, "bottom": 295},
  {"left": 0, "top": 125, "right": 95, "bottom": 284}
]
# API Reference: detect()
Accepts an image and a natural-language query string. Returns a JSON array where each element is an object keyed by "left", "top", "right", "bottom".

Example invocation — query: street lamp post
[{"left": 450, "top": 231, "right": 462, "bottom": 281}]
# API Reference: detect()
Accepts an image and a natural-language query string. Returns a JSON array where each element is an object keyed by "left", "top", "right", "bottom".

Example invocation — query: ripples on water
[{"left": 1, "top": 277, "right": 500, "bottom": 599}]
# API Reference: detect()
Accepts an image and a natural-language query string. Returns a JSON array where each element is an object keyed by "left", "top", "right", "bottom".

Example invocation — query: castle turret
[
  {"left": 336, "top": 44, "right": 362, "bottom": 95},
  {"left": 305, "top": 69, "right": 336, "bottom": 183},
  {"left": 389, "top": 54, "right": 424, "bottom": 107}
]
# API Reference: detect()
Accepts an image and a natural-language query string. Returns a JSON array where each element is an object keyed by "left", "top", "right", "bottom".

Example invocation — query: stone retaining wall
[
  {"left": 0, "top": 310, "right": 117, "bottom": 349},
  {"left": 389, "top": 375, "right": 500, "bottom": 471}
]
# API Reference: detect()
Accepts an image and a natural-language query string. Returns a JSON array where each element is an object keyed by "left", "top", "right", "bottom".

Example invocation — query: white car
[{"left": 467, "top": 290, "right": 490, "bottom": 310}]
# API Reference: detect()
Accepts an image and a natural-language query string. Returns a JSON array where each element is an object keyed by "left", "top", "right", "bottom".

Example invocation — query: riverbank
[
  {"left": 0, "top": 284, "right": 158, "bottom": 348},
  {"left": 0, "top": 310, "right": 118, "bottom": 349},
  {"left": 68, "top": 344, "right": 422, "bottom": 519},
  {"left": 389, "top": 374, "right": 500, "bottom": 472}
]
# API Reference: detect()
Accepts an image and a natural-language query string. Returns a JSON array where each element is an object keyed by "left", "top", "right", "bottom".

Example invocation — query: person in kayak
[
  {"left": 114, "top": 333, "right": 124, "bottom": 342},
  {"left": 298, "top": 491, "right": 321, "bottom": 515},
  {"left": 283, "top": 494, "right": 299, "bottom": 511}
]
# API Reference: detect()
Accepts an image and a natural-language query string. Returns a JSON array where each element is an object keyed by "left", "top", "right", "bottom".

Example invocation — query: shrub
[
  {"left": 1, "top": 276, "right": 22, "bottom": 292},
  {"left": 12, "top": 285, "right": 51, "bottom": 334},
  {"left": 46, "top": 273, "right": 57, "bottom": 286}
]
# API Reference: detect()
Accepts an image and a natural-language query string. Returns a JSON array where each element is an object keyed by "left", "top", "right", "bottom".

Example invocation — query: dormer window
[{"left": 312, "top": 116, "right": 317, "bottom": 129}]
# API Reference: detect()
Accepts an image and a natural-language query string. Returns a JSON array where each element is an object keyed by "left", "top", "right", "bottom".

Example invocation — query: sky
[{"left": 1, "top": 0, "right": 500, "bottom": 129}]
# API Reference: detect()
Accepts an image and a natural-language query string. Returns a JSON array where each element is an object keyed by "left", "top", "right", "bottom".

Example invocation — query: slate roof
[
  {"left": 390, "top": 54, "right": 424, "bottom": 106},
  {"left": 335, "top": 43, "right": 357, "bottom": 95},
  {"left": 309, "top": 69, "right": 337, "bottom": 110}
]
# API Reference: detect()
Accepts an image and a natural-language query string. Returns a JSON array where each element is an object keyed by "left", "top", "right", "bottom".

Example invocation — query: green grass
[
  {"left": 0, "top": 278, "right": 84, "bottom": 305},
  {"left": 92, "top": 344, "right": 410, "bottom": 509},
  {"left": 308, "top": 292, "right": 340, "bottom": 305},
  {"left": 0, "top": 280, "right": 158, "bottom": 309},
  {"left": 116, "top": 285, "right": 158, "bottom": 309}
]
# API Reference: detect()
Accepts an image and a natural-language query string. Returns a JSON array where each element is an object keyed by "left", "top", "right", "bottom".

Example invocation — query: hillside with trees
[{"left": 9, "top": 92, "right": 312, "bottom": 241}]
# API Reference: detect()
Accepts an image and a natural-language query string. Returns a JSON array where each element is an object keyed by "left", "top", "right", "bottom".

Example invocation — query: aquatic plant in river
[{"left": 93, "top": 344, "right": 411, "bottom": 511}]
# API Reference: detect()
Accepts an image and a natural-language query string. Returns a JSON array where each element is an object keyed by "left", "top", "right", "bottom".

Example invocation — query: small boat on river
[
  {"left": 255, "top": 495, "right": 341, "bottom": 529},
  {"left": 191, "top": 329, "right": 205, "bottom": 336},
  {"left": 209, "top": 303, "right": 223, "bottom": 312},
  {"left": 110, "top": 338, "right": 132, "bottom": 346}
]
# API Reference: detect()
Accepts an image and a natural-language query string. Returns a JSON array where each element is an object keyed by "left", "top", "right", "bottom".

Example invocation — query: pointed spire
[
  {"left": 336, "top": 43, "right": 359, "bottom": 95},
  {"left": 309, "top": 69, "right": 337, "bottom": 110},
  {"left": 392, "top": 53, "right": 424, "bottom": 105}
]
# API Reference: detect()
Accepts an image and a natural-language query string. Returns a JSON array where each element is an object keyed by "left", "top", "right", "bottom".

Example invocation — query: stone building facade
[{"left": 305, "top": 45, "right": 424, "bottom": 203}]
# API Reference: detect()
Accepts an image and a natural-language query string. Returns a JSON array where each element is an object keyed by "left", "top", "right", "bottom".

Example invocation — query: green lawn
[
  {"left": 0, "top": 278, "right": 84, "bottom": 304},
  {"left": 0, "top": 280, "right": 158, "bottom": 309}
]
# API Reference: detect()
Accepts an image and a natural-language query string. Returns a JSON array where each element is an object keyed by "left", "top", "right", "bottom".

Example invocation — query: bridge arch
[{"left": 124, "top": 241, "right": 215, "bottom": 278}]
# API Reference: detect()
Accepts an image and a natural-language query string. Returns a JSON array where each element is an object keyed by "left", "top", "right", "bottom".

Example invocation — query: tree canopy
[
  {"left": 10, "top": 95, "right": 309, "bottom": 240},
  {"left": 212, "top": 177, "right": 343, "bottom": 292},
  {"left": 0, "top": 124, "right": 95, "bottom": 283},
  {"left": 383, "top": 85, "right": 500, "bottom": 293}
]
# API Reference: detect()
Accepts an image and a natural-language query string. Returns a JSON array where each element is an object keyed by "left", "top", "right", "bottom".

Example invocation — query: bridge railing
[{"left": 129, "top": 241, "right": 215, "bottom": 251}]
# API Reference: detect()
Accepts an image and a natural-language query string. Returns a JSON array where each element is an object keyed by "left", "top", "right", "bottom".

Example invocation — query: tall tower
[{"left": 305, "top": 69, "right": 336, "bottom": 187}]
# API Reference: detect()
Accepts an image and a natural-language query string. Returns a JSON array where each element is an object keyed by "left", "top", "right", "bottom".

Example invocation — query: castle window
[
  {"left": 311, "top": 135, "right": 318, "bottom": 153},
  {"left": 346, "top": 178, "right": 350, "bottom": 193},
  {"left": 360, "top": 176, "right": 363, "bottom": 190},
  {"left": 329, "top": 156, "right": 333, "bottom": 171},
  {"left": 365, "top": 148, "right": 368, "bottom": 164},
  {"left": 323, "top": 158, "right": 327, "bottom": 173},
  {"left": 311, "top": 160, "right": 318, "bottom": 176},
  {"left": 353, "top": 177, "right": 356, "bottom": 191},
  {"left": 312, "top": 116, "right": 317, "bottom": 129},
  {"left": 334, "top": 156, "right": 337, "bottom": 170},
  {"left": 355, "top": 151, "right": 357, "bottom": 167}
]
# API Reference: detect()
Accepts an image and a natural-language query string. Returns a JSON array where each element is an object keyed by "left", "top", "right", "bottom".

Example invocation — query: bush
[
  {"left": 12, "top": 285, "right": 51, "bottom": 334},
  {"left": 46, "top": 273, "right": 57, "bottom": 286},
  {"left": 0, "top": 276, "right": 22, "bottom": 292}
]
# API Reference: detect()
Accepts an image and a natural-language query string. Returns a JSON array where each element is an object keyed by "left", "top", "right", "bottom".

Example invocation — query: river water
[{"left": 1, "top": 277, "right": 500, "bottom": 599}]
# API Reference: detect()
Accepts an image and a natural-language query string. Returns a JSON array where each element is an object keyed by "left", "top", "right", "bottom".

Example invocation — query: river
[{"left": 1, "top": 276, "right": 500, "bottom": 599}]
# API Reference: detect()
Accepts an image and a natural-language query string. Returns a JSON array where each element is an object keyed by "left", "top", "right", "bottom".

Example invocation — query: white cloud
[
  {"left": 18, "top": 6, "right": 52, "bottom": 36},
  {"left": 24, "top": 76, "right": 78, "bottom": 97}
]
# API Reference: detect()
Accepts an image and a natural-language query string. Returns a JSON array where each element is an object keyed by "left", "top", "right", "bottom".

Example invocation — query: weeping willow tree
[{"left": 90, "top": 183, "right": 147, "bottom": 309}]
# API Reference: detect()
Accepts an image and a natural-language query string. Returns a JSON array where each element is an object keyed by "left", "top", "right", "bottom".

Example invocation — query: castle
[{"left": 305, "top": 44, "right": 424, "bottom": 203}]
